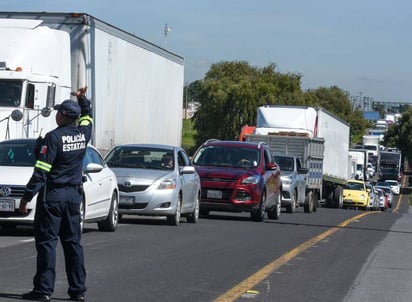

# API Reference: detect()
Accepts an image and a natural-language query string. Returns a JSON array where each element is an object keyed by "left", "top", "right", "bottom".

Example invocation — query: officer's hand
[
  {"left": 76, "top": 87, "right": 87, "bottom": 98},
  {"left": 19, "top": 199, "right": 29, "bottom": 214}
]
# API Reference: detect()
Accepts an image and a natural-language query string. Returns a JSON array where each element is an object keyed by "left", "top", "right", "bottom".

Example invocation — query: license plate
[
  {"left": 207, "top": 190, "right": 222, "bottom": 199},
  {"left": 346, "top": 199, "right": 352, "bottom": 203},
  {"left": 120, "top": 196, "right": 135, "bottom": 205},
  {"left": 0, "top": 199, "right": 15, "bottom": 212}
]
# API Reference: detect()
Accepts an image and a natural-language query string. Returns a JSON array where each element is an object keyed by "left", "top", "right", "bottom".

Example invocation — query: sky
[{"left": 1, "top": 0, "right": 411, "bottom": 103}]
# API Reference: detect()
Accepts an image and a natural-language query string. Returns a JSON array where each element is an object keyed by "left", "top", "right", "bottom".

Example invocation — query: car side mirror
[
  {"left": 298, "top": 167, "right": 308, "bottom": 174},
  {"left": 85, "top": 163, "right": 103, "bottom": 173},
  {"left": 181, "top": 166, "right": 195, "bottom": 174}
]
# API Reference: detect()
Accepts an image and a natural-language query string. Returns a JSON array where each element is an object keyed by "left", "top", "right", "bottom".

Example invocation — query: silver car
[{"left": 105, "top": 144, "right": 201, "bottom": 226}]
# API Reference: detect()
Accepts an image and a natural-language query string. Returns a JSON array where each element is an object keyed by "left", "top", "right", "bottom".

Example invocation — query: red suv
[{"left": 192, "top": 140, "right": 281, "bottom": 221}]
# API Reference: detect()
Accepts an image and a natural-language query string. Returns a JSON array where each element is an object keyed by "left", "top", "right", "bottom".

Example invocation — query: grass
[{"left": 182, "top": 119, "right": 197, "bottom": 155}]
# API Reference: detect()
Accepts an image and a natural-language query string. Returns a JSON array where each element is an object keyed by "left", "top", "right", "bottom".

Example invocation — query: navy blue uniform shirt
[{"left": 23, "top": 96, "right": 93, "bottom": 201}]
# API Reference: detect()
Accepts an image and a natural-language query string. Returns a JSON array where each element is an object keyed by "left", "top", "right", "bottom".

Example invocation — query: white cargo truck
[
  {"left": 349, "top": 149, "right": 368, "bottom": 181},
  {"left": 362, "top": 135, "right": 380, "bottom": 157},
  {"left": 245, "top": 105, "right": 351, "bottom": 211},
  {"left": 0, "top": 12, "right": 184, "bottom": 153}
]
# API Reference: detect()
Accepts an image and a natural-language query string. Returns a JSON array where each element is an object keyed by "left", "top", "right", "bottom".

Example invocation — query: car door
[
  {"left": 83, "top": 147, "right": 113, "bottom": 220},
  {"left": 263, "top": 148, "right": 278, "bottom": 207},
  {"left": 178, "top": 150, "right": 197, "bottom": 213}
]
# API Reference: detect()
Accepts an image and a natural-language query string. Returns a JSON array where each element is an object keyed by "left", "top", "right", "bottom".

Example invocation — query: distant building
[{"left": 363, "top": 111, "right": 380, "bottom": 122}]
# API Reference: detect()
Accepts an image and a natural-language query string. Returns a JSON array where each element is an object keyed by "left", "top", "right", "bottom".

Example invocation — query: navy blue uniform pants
[{"left": 33, "top": 186, "right": 86, "bottom": 296}]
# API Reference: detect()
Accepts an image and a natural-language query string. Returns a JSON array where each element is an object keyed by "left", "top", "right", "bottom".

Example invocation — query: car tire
[
  {"left": 251, "top": 191, "right": 266, "bottom": 222},
  {"left": 333, "top": 186, "right": 343, "bottom": 209},
  {"left": 167, "top": 194, "right": 181, "bottom": 226},
  {"left": 268, "top": 193, "right": 281, "bottom": 220},
  {"left": 286, "top": 190, "right": 296, "bottom": 213},
  {"left": 187, "top": 193, "right": 200, "bottom": 223},
  {"left": 304, "top": 191, "right": 314, "bottom": 213},
  {"left": 97, "top": 191, "right": 119, "bottom": 232}
]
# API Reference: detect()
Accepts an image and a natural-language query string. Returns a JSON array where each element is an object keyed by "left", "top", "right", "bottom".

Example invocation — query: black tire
[
  {"left": 286, "top": 190, "right": 296, "bottom": 213},
  {"left": 333, "top": 187, "right": 343, "bottom": 208},
  {"left": 186, "top": 194, "right": 200, "bottom": 223},
  {"left": 167, "top": 194, "right": 182, "bottom": 226},
  {"left": 313, "top": 192, "right": 318, "bottom": 212},
  {"left": 98, "top": 191, "right": 119, "bottom": 232},
  {"left": 251, "top": 191, "right": 266, "bottom": 222},
  {"left": 268, "top": 193, "right": 281, "bottom": 220}
]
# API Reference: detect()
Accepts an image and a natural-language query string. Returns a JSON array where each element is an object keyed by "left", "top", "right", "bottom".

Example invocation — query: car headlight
[
  {"left": 241, "top": 175, "right": 259, "bottom": 185},
  {"left": 361, "top": 194, "right": 366, "bottom": 200},
  {"left": 158, "top": 179, "right": 176, "bottom": 190},
  {"left": 281, "top": 176, "right": 292, "bottom": 185}
]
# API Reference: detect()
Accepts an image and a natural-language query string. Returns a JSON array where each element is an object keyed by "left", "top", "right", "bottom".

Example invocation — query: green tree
[{"left": 193, "top": 61, "right": 303, "bottom": 146}]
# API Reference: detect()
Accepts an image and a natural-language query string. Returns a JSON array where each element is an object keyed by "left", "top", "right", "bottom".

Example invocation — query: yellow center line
[{"left": 214, "top": 211, "right": 379, "bottom": 302}]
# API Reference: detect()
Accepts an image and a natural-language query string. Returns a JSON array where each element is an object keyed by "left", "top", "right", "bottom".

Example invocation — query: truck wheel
[
  {"left": 286, "top": 190, "right": 297, "bottom": 213},
  {"left": 251, "top": 191, "right": 266, "bottom": 222},
  {"left": 268, "top": 193, "right": 281, "bottom": 220},
  {"left": 333, "top": 187, "right": 343, "bottom": 208},
  {"left": 167, "top": 194, "right": 182, "bottom": 226},
  {"left": 186, "top": 194, "right": 200, "bottom": 223},
  {"left": 304, "top": 191, "right": 313, "bottom": 213},
  {"left": 98, "top": 191, "right": 119, "bottom": 232},
  {"left": 313, "top": 193, "right": 318, "bottom": 212}
]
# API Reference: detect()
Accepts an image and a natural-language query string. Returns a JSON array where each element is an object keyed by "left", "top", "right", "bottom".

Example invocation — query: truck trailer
[
  {"left": 378, "top": 150, "right": 402, "bottom": 182},
  {"left": 0, "top": 12, "right": 184, "bottom": 153},
  {"left": 244, "top": 105, "right": 351, "bottom": 211}
]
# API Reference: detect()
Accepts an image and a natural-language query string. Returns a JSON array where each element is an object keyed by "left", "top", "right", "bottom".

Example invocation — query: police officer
[{"left": 20, "top": 87, "right": 92, "bottom": 302}]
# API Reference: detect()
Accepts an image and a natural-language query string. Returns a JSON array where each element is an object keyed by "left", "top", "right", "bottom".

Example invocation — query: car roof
[
  {"left": 109, "top": 143, "right": 178, "bottom": 151},
  {"left": 346, "top": 179, "right": 365, "bottom": 184},
  {"left": 203, "top": 140, "right": 263, "bottom": 149},
  {"left": 0, "top": 138, "right": 36, "bottom": 144}
]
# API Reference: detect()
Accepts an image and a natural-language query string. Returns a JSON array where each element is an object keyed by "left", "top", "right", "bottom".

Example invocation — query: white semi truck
[
  {"left": 245, "top": 105, "right": 351, "bottom": 211},
  {"left": 0, "top": 12, "right": 184, "bottom": 153}
]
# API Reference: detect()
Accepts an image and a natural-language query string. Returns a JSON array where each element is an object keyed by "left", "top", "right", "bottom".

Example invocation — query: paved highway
[{"left": 0, "top": 192, "right": 409, "bottom": 302}]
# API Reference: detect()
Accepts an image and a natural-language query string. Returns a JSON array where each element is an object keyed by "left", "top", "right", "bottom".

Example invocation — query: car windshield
[
  {"left": 274, "top": 156, "right": 294, "bottom": 171},
  {"left": 105, "top": 146, "right": 175, "bottom": 170},
  {"left": 345, "top": 182, "right": 364, "bottom": 191},
  {"left": 192, "top": 145, "right": 260, "bottom": 168},
  {"left": 385, "top": 181, "right": 398, "bottom": 186},
  {"left": 0, "top": 141, "right": 36, "bottom": 166}
]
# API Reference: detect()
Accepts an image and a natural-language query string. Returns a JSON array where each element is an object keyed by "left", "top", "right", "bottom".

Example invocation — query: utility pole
[{"left": 163, "top": 22, "right": 171, "bottom": 48}]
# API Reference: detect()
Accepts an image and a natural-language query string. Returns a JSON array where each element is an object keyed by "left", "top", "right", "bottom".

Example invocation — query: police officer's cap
[{"left": 54, "top": 100, "right": 81, "bottom": 119}]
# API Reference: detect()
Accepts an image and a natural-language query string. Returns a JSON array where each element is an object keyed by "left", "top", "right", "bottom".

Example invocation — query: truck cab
[{"left": 273, "top": 154, "right": 308, "bottom": 213}]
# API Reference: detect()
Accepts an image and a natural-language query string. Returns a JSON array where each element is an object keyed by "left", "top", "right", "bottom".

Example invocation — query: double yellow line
[{"left": 214, "top": 211, "right": 379, "bottom": 302}]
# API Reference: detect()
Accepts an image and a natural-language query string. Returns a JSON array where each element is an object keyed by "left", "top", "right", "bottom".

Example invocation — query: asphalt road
[{"left": 0, "top": 192, "right": 408, "bottom": 302}]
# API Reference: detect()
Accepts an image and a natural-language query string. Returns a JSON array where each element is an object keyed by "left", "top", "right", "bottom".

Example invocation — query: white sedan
[
  {"left": 0, "top": 139, "right": 119, "bottom": 232},
  {"left": 384, "top": 180, "right": 400, "bottom": 195}
]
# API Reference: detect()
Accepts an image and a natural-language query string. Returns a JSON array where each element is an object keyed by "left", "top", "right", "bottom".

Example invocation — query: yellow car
[{"left": 342, "top": 180, "right": 370, "bottom": 209}]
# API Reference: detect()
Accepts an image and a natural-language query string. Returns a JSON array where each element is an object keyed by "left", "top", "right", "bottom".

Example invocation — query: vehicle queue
[{"left": 0, "top": 136, "right": 402, "bottom": 230}]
